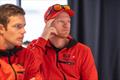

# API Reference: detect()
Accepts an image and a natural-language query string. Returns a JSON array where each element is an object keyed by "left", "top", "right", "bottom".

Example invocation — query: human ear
[{"left": 0, "top": 24, "right": 5, "bottom": 34}]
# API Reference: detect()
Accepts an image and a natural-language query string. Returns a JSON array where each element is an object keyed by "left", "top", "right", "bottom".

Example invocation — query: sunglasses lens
[
  {"left": 53, "top": 4, "right": 71, "bottom": 11},
  {"left": 63, "top": 5, "right": 70, "bottom": 10},
  {"left": 53, "top": 4, "right": 62, "bottom": 11}
]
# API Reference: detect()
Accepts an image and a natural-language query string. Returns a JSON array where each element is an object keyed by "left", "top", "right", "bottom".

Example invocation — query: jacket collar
[
  {"left": 0, "top": 46, "right": 23, "bottom": 57},
  {"left": 47, "top": 36, "right": 78, "bottom": 49}
]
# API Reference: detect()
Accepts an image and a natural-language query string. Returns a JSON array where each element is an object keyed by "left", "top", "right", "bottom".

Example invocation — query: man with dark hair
[
  {"left": 0, "top": 4, "right": 42, "bottom": 80},
  {"left": 28, "top": 4, "right": 98, "bottom": 80}
]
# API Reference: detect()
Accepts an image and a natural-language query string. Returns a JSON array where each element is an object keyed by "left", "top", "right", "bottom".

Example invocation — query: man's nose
[{"left": 21, "top": 28, "right": 26, "bottom": 34}]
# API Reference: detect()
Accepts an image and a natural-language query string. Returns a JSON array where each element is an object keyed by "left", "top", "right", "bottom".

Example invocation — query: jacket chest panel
[{"left": 44, "top": 48, "right": 80, "bottom": 78}]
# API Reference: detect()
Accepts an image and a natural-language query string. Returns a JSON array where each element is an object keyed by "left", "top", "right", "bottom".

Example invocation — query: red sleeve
[
  {"left": 23, "top": 49, "right": 42, "bottom": 80},
  {"left": 81, "top": 47, "right": 98, "bottom": 80},
  {"left": 27, "top": 37, "right": 48, "bottom": 64},
  {"left": 25, "top": 37, "right": 47, "bottom": 80},
  {"left": 28, "top": 37, "right": 47, "bottom": 50}
]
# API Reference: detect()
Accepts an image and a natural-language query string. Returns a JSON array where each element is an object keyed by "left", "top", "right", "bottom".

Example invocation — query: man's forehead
[{"left": 57, "top": 12, "right": 70, "bottom": 17}]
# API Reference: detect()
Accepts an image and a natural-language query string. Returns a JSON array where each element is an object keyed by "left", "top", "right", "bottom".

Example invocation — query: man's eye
[
  {"left": 58, "top": 20, "right": 64, "bottom": 23},
  {"left": 14, "top": 24, "right": 23, "bottom": 29}
]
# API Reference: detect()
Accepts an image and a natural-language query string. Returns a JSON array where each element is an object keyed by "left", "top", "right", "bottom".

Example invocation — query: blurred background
[{"left": 0, "top": 0, "right": 120, "bottom": 80}]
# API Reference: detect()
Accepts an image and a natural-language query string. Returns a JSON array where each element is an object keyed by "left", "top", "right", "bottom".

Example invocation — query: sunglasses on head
[
  {"left": 45, "top": 4, "right": 71, "bottom": 20},
  {"left": 52, "top": 4, "right": 71, "bottom": 11}
]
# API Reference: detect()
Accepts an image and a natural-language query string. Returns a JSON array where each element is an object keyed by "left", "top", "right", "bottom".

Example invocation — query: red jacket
[
  {"left": 28, "top": 37, "right": 98, "bottom": 80},
  {"left": 0, "top": 46, "right": 42, "bottom": 80}
]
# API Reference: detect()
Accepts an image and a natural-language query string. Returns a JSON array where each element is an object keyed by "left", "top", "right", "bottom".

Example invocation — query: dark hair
[{"left": 0, "top": 4, "right": 25, "bottom": 28}]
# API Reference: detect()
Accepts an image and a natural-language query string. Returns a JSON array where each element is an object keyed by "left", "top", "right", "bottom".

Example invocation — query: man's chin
[
  {"left": 56, "top": 35, "right": 68, "bottom": 38},
  {"left": 15, "top": 42, "right": 23, "bottom": 46}
]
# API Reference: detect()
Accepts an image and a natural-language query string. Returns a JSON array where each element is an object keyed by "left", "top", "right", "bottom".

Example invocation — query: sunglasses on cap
[
  {"left": 45, "top": 4, "right": 73, "bottom": 20},
  {"left": 53, "top": 4, "right": 71, "bottom": 11}
]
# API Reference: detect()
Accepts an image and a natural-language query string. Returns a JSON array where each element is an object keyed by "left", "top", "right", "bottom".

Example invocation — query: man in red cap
[{"left": 28, "top": 4, "right": 98, "bottom": 80}]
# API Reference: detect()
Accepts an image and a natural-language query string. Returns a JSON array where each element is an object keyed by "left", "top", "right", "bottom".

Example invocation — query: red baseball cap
[{"left": 44, "top": 4, "right": 74, "bottom": 21}]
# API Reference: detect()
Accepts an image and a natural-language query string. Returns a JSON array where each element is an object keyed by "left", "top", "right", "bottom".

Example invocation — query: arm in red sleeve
[{"left": 81, "top": 47, "right": 98, "bottom": 80}]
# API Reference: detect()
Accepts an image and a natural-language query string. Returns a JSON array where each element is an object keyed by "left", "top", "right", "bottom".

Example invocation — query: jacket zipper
[
  {"left": 7, "top": 51, "right": 17, "bottom": 80},
  {"left": 56, "top": 51, "right": 67, "bottom": 80}
]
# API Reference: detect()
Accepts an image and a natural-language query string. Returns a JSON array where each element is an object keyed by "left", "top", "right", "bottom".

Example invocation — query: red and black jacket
[
  {"left": 0, "top": 46, "right": 41, "bottom": 80},
  {"left": 28, "top": 37, "right": 98, "bottom": 80}
]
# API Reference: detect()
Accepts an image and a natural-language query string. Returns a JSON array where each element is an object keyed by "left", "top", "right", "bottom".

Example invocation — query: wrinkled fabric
[
  {"left": 28, "top": 37, "right": 98, "bottom": 80},
  {"left": 0, "top": 47, "right": 42, "bottom": 80}
]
